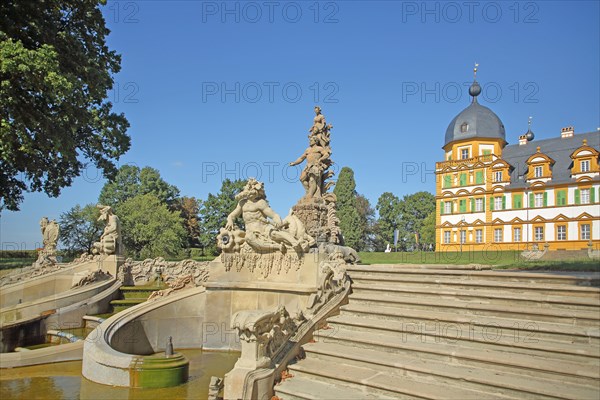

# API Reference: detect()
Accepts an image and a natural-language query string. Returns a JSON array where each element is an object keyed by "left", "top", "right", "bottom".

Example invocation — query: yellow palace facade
[{"left": 435, "top": 78, "right": 599, "bottom": 252}]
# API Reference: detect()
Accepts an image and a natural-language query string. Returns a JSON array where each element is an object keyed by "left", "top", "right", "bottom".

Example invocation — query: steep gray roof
[
  {"left": 503, "top": 131, "right": 600, "bottom": 189},
  {"left": 444, "top": 101, "right": 506, "bottom": 147}
]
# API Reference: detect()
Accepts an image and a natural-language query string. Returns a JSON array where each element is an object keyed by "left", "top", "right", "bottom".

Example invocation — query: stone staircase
[
  {"left": 275, "top": 265, "right": 600, "bottom": 400},
  {"left": 109, "top": 285, "right": 164, "bottom": 313}
]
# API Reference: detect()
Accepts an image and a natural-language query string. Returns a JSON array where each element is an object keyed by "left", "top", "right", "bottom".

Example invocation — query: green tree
[
  {"left": 0, "top": 0, "right": 130, "bottom": 211},
  {"left": 99, "top": 165, "right": 180, "bottom": 207},
  {"left": 356, "top": 194, "right": 376, "bottom": 251},
  {"left": 420, "top": 211, "right": 436, "bottom": 249},
  {"left": 173, "top": 196, "right": 201, "bottom": 248},
  {"left": 117, "top": 193, "right": 186, "bottom": 259},
  {"left": 398, "top": 191, "right": 436, "bottom": 249},
  {"left": 375, "top": 192, "right": 401, "bottom": 251},
  {"left": 199, "top": 179, "right": 246, "bottom": 255},
  {"left": 59, "top": 204, "right": 103, "bottom": 256},
  {"left": 333, "top": 167, "right": 363, "bottom": 250}
]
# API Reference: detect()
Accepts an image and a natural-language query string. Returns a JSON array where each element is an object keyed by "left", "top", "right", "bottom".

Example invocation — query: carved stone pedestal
[{"left": 292, "top": 201, "right": 329, "bottom": 243}]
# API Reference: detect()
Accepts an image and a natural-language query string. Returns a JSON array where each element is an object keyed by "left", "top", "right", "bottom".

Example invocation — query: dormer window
[
  {"left": 534, "top": 166, "right": 543, "bottom": 178},
  {"left": 460, "top": 123, "right": 469, "bottom": 133},
  {"left": 581, "top": 160, "right": 590, "bottom": 172}
]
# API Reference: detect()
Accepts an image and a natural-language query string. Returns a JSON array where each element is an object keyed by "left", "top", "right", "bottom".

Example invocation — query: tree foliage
[
  {"left": 420, "top": 211, "right": 436, "bottom": 248},
  {"left": 0, "top": 0, "right": 130, "bottom": 211},
  {"left": 356, "top": 194, "right": 376, "bottom": 251},
  {"left": 117, "top": 193, "right": 186, "bottom": 259},
  {"left": 198, "top": 179, "right": 246, "bottom": 255},
  {"left": 375, "top": 192, "right": 401, "bottom": 250},
  {"left": 333, "top": 167, "right": 363, "bottom": 250},
  {"left": 375, "top": 191, "right": 435, "bottom": 251},
  {"left": 59, "top": 203, "right": 103, "bottom": 256},
  {"left": 173, "top": 196, "right": 201, "bottom": 248},
  {"left": 98, "top": 165, "right": 180, "bottom": 207}
]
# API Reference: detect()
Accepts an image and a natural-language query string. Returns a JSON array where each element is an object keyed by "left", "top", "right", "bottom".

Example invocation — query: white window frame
[
  {"left": 444, "top": 202, "right": 453, "bottom": 214},
  {"left": 444, "top": 231, "right": 451, "bottom": 244},
  {"left": 475, "top": 198, "right": 483, "bottom": 212},
  {"left": 513, "top": 227, "right": 521, "bottom": 242},
  {"left": 494, "top": 228, "right": 503, "bottom": 242},
  {"left": 534, "top": 166, "right": 543, "bottom": 178},
  {"left": 534, "top": 193, "right": 543, "bottom": 208},
  {"left": 557, "top": 225, "right": 567, "bottom": 241},
  {"left": 494, "top": 197, "right": 503, "bottom": 210},
  {"left": 534, "top": 226, "right": 544, "bottom": 241},
  {"left": 460, "top": 230, "right": 466, "bottom": 244},
  {"left": 581, "top": 160, "right": 590, "bottom": 173},
  {"left": 581, "top": 188, "right": 590, "bottom": 204},
  {"left": 581, "top": 224, "right": 591, "bottom": 240},
  {"left": 494, "top": 171, "right": 502, "bottom": 183},
  {"left": 475, "top": 229, "right": 483, "bottom": 243}
]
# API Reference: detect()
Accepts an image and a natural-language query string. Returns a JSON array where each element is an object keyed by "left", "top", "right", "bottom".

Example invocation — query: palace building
[{"left": 435, "top": 73, "right": 599, "bottom": 252}]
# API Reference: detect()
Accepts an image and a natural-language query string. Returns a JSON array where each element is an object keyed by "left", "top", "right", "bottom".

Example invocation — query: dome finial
[
  {"left": 469, "top": 62, "right": 481, "bottom": 102},
  {"left": 525, "top": 116, "right": 535, "bottom": 141}
]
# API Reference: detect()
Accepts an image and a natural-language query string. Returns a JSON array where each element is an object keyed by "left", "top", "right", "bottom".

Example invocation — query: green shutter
[
  {"left": 513, "top": 194, "right": 522, "bottom": 209},
  {"left": 557, "top": 190, "right": 566, "bottom": 206},
  {"left": 591, "top": 188, "right": 596, "bottom": 203},
  {"left": 475, "top": 171, "right": 484, "bottom": 184},
  {"left": 543, "top": 192, "right": 548, "bottom": 207},
  {"left": 502, "top": 196, "right": 506, "bottom": 210},
  {"left": 529, "top": 193, "right": 534, "bottom": 208},
  {"left": 471, "top": 198, "right": 475, "bottom": 212},
  {"left": 443, "top": 176, "right": 452, "bottom": 188},
  {"left": 482, "top": 149, "right": 492, "bottom": 162},
  {"left": 575, "top": 189, "right": 580, "bottom": 204},
  {"left": 440, "top": 201, "right": 445, "bottom": 215},
  {"left": 459, "top": 173, "right": 467, "bottom": 186},
  {"left": 490, "top": 197, "right": 495, "bottom": 211}
]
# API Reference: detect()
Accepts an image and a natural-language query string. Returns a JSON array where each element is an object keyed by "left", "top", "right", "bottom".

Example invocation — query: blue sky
[{"left": 2, "top": 0, "right": 599, "bottom": 249}]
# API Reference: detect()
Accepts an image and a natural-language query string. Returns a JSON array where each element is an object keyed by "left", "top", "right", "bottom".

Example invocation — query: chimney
[
  {"left": 519, "top": 135, "right": 528, "bottom": 145},
  {"left": 561, "top": 126, "right": 574, "bottom": 138}
]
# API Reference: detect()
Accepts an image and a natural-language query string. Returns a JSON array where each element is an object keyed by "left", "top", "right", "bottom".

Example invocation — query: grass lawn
[
  {"left": 357, "top": 251, "right": 521, "bottom": 266},
  {"left": 358, "top": 251, "right": 600, "bottom": 272},
  {"left": 0, "top": 258, "right": 36, "bottom": 271}
]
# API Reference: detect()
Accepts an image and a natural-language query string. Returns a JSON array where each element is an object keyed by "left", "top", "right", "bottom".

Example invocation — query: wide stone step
[
  {"left": 327, "top": 314, "right": 600, "bottom": 363},
  {"left": 340, "top": 303, "right": 600, "bottom": 345},
  {"left": 275, "top": 375, "right": 390, "bottom": 400},
  {"left": 347, "top": 266, "right": 600, "bottom": 286},
  {"left": 349, "top": 291, "right": 600, "bottom": 326},
  {"left": 352, "top": 283, "right": 600, "bottom": 312},
  {"left": 302, "top": 341, "right": 600, "bottom": 399},
  {"left": 287, "top": 356, "right": 516, "bottom": 400},
  {"left": 318, "top": 325, "right": 599, "bottom": 382},
  {"left": 350, "top": 275, "right": 600, "bottom": 298}
]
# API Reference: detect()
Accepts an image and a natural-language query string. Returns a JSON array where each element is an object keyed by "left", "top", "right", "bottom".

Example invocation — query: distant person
[{"left": 384, "top": 243, "right": 392, "bottom": 253}]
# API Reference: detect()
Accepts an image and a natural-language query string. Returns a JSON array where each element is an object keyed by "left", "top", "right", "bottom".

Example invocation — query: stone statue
[
  {"left": 290, "top": 107, "right": 341, "bottom": 244},
  {"left": 93, "top": 205, "right": 122, "bottom": 255},
  {"left": 36, "top": 217, "right": 60, "bottom": 265},
  {"left": 218, "top": 178, "right": 314, "bottom": 254},
  {"left": 290, "top": 135, "right": 331, "bottom": 200}
]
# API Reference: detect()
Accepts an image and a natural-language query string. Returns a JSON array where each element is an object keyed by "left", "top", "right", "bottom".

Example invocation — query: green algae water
[{"left": 0, "top": 349, "right": 240, "bottom": 400}]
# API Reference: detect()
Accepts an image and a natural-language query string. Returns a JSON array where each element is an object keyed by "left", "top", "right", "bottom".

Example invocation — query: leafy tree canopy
[
  {"left": 117, "top": 193, "right": 186, "bottom": 259},
  {"left": 199, "top": 179, "right": 246, "bottom": 255},
  {"left": 173, "top": 196, "right": 201, "bottom": 248},
  {"left": 375, "top": 192, "right": 401, "bottom": 249},
  {"left": 0, "top": 0, "right": 130, "bottom": 211},
  {"left": 59, "top": 203, "right": 103, "bottom": 256},
  {"left": 98, "top": 165, "right": 180, "bottom": 207},
  {"left": 333, "top": 167, "right": 363, "bottom": 250}
]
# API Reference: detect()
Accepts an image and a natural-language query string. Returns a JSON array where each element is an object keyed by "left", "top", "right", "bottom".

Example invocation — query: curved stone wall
[{"left": 82, "top": 286, "right": 206, "bottom": 387}]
